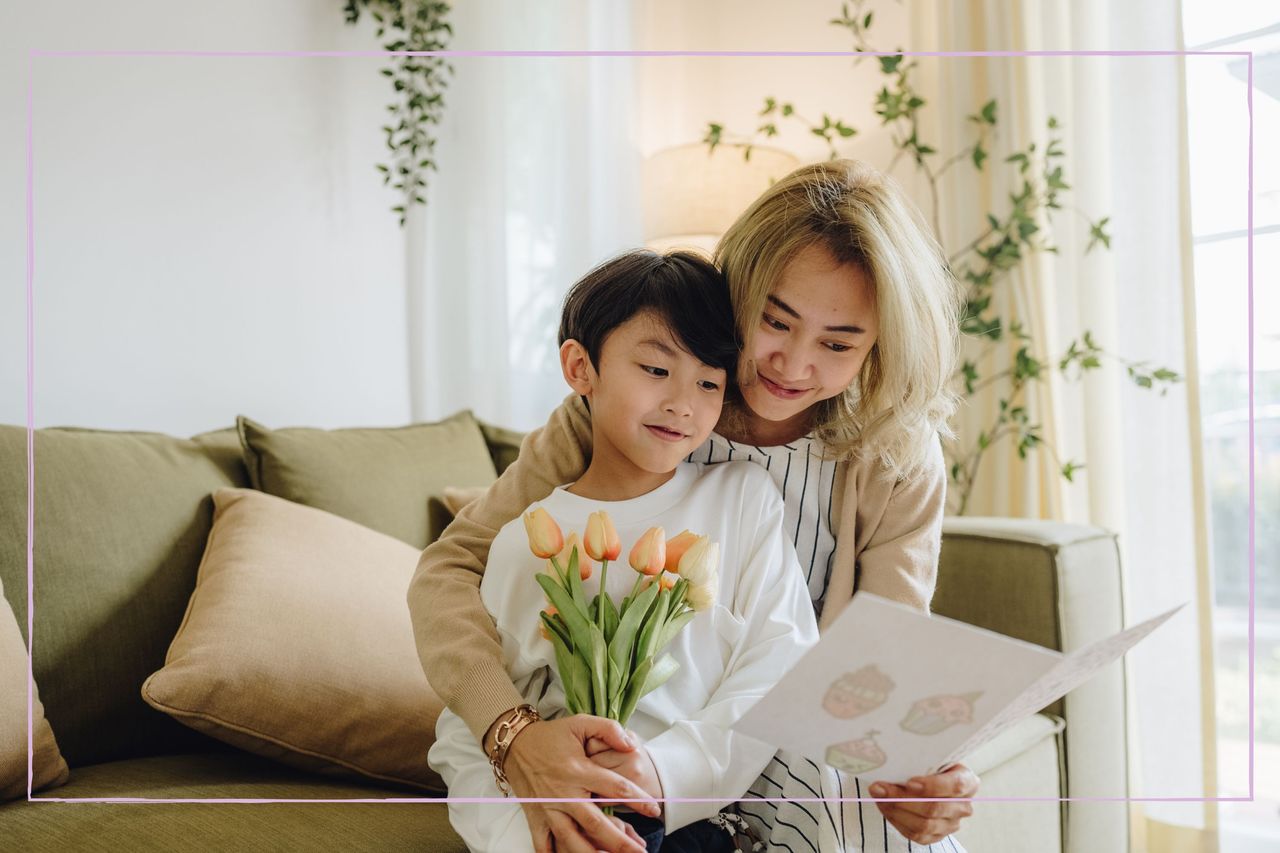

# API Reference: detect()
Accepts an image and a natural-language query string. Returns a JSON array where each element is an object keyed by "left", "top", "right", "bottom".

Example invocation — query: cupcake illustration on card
[
  {"left": 824, "top": 730, "right": 888, "bottom": 775},
  {"left": 899, "top": 691, "right": 982, "bottom": 735},
  {"left": 821, "top": 664, "right": 895, "bottom": 719}
]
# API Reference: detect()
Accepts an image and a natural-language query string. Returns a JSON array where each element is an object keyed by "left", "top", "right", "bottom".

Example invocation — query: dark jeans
[{"left": 617, "top": 812, "right": 737, "bottom": 853}]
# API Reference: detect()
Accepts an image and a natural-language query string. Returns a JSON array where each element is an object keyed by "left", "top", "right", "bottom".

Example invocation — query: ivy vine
[{"left": 343, "top": 1, "right": 453, "bottom": 227}]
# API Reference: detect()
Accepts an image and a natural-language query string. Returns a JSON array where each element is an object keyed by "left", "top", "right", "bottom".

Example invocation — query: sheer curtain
[
  {"left": 909, "top": 1, "right": 1217, "bottom": 850},
  {"left": 411, "top": 1, "right": 642, "bottom": 431}
]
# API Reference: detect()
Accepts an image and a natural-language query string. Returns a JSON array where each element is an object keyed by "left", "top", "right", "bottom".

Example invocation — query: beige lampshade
[{"left": 642, "top": 143, "right": 801, "bottom": 252}]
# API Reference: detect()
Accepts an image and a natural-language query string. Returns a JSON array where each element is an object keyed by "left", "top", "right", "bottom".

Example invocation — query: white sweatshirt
[{"left": 428, "top": 461, "right": 820, "bottom": 850}]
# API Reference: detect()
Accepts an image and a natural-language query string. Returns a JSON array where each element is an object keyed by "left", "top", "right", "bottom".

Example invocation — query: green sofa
[{"left": 0, "top": 417, "right": 1129, "bottom": 853}]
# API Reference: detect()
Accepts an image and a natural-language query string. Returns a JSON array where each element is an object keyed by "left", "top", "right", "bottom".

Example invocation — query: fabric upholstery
[
  {"left": 142, "top": 488, "right": 447, "bottom": 792},
  {"left": 0, "top": 425, "right": 247, "bottom": 767},
  {"left": 238, "top": 411, "right": 498, "bottom": 548},
  {"left": 0, "top": 574, "right": 69, "bottom": 801},
  {"left": 0, "top": 753, "right": 465, "bottom": 852}
]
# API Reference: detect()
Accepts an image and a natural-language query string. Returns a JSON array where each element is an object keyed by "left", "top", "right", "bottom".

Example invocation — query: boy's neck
[{"left": 566, "top": 443, "right": 677, "bottom": 502}]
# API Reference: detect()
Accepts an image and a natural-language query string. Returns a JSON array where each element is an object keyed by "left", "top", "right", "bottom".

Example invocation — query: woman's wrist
[{"left": 485, "top": 704, "right": 541, "bottom": 795}]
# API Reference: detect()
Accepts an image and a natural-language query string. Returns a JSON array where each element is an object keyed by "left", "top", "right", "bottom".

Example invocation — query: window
[{"left": 1182, "top": 4, "right": 1280, "bottom": 849}]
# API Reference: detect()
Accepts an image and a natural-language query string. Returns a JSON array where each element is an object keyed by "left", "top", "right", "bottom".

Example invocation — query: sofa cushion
[
  {"left": 238, "top": 411, "right": 498, "bottom": 549},
  {"left": 0, "top": 425, "right": 248, "bottom": 767},
  {"left": 0, "top": 574, "right": 69, "bottom": 801},
  {"left": 142, "top": 488, "right": 447, "bottom": 793},
  {"left": 1, "top": 753, "right": 464, "bottom": 852}
]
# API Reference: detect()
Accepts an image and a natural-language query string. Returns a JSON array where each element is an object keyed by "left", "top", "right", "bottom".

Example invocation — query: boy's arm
[
  {"left": 407, "top": 394, "right": 592, "bottom": 744},
  {"left": 643, "top": 475, "right": 820, "bottom": 832}
]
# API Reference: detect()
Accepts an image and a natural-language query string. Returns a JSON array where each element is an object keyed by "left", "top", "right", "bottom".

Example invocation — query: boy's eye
[
  {"left": 698, "top": 380, "right": 721, "bottom": 392},
  {"left": 640, "top": 364, "right": 668, "bottom": 377},
  {"left": 763, "top": 315, "right": 788, "bottom": 332}
]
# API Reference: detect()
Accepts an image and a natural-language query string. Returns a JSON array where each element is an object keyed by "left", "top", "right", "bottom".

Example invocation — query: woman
[{"left": 408, "top": 160, "right": 979, "bottom": 852}]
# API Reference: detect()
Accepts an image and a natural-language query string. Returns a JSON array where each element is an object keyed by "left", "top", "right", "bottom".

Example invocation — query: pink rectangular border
[{"left": 23, "top": 47, "right": 1255, "bottom": 808}]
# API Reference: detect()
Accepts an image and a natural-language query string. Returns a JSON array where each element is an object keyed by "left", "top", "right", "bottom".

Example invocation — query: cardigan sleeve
[
  {"left": 852, "top": 434, "right": 947, "bottom": 615},
  {"left": 819, "top": 433, "right": 947, "bottom": 632},
  {"left": 406, "top": 394, "right": 593, "bottom": 743}
]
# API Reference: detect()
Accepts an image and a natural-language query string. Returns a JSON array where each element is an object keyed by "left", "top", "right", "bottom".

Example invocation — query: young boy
[{"left": 428, "top": 250, "right": 819, "bottom": 852}]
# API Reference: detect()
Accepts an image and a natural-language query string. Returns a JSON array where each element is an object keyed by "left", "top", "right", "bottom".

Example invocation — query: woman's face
[{"left": 740, "top": 242, "right": 880, "bottom": 430}]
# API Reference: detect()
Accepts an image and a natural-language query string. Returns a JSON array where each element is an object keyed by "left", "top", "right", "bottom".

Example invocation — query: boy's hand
[
  {"left": 585, "top": 733, "right": 665, "bottom": 811},
  {"left": 868, "top": 763, "right": 978, "bottom": 845}
]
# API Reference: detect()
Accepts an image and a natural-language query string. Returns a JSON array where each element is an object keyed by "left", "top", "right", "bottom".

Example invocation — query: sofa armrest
[{"left": 935, "top": 517, "right": 1130, "bottom": 853}]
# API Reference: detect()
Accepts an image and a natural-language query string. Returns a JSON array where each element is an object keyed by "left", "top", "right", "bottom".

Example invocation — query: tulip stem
[
  {"left": 597, "top": 559, "right": 609, "bottom": 633},
  {"left": 627, "top": 572, "right": 645, "bottom": 604}
]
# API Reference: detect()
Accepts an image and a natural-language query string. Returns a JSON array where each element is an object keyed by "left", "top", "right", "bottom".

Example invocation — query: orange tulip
[
  {"left": 584, "top": 511, "right": 622, "bottom": 562},
  {"left": 664, "top": 530, "right": 700, "bottom": 573},
  {"left": 628, "top": 526, "right": 666, "bottom": 576},
  {"left": 555, "top": 532, "right": 593, "bottom": 581},
  {"left": 523, "top": 507, "right": 564, "bottom": 559}
]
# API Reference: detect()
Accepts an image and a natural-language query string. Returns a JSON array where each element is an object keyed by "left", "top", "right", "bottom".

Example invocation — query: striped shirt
[{"left": 689, "top": 433, "right": 968, "bottom": 853}]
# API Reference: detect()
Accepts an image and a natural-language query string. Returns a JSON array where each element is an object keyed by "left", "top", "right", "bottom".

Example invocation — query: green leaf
[
  {"left": 643, "top": 654, "right": 680, "bottom": 696},
  {"left": 864, "top": 12, "right": 873, "bottom": 28},
  {"left": 656, "top": 609, "right": 696, "bottom": 651},
  {"left": 588, "top": 623, "right": 608, "bottom": 715},
  {"left": 617, "top": 656, "right": 653, "bottom": 726},
  {"left": 536, "top": 573, "right": 594, "bottom": 654},
  {"left": 1048, "top": 115, "right": 1059, "bottom": 129},
  {"left": 973, "top": 144, "right": 987, "bottom": 171},
  {"left": 760, "top": 97, "right": 777, "bottom": 116},
  {"left": 607, "top": 581, "right": 660, "bottom": 688},
  {"left": 781, "top": 103, "right": 794, "bottom": 117},
  {"left": 981, "top": 99, "right": 998, "bottom": 124},
  {"left": 879, "top": 54, "right": 904, "bottom": 74}
]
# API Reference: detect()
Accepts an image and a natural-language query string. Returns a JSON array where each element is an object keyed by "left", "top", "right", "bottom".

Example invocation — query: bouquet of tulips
[{"left": 523, "top": 508, "right": 720, "bottom": 727}]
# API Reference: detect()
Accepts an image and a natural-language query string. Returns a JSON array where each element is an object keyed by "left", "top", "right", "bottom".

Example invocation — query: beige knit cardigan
[{"left": 407, "top": 395, "right": 947, "bottom": 743}]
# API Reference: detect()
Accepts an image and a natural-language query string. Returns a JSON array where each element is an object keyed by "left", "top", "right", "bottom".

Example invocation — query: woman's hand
[
  {"left": 868, "top": 763, "right": 979, "bottom": 845},
  {"left": 585, "top": 734, "right": 664, "bottom": 810},
  {"left": 503, "top": 714, "right": 661, "bottom": 853}
]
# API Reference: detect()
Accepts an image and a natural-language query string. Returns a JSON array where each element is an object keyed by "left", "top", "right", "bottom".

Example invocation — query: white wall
[
  {"left": 633, "top": 0, "right": 913, "bottom": 180},
  {"left": 1, "top": 1, "right": 411, "bottom": 435},
  {"left": 0, "top": 1, "right": 915, "bottom": 438}
]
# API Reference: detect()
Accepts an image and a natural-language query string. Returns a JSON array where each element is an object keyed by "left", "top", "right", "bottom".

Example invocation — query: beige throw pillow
[
  {"left": 142, "top": 488, "right": 446, "bottom": 793},
  {"left": 1, "top": 576, "right": 70, "bottom": 801}
]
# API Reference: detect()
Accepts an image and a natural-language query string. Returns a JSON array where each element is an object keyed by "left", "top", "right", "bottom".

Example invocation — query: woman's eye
[
  {"left": 763, "top": 315, "right": 788, "bottom": 332},
  {"left": 826, "top": 342, "right": 853, "bottom": 353},
  {"left": 641, "top": 365, "right": 668, "bottom": 377}
]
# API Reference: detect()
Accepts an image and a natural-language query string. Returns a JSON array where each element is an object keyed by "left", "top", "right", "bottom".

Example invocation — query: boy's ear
[{"left": 559, "top": 339, "right": 595, "bottom": 397}]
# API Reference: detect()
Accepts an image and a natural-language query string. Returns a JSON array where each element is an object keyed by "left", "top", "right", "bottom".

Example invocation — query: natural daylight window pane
[{"left": 1185, "top": 36, "right": 1280, "bottom": 236}]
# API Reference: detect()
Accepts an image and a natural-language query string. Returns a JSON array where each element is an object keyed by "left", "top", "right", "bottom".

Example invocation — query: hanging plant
[{"left": 343, "top": 1, "right": 453, "bottom": 227}]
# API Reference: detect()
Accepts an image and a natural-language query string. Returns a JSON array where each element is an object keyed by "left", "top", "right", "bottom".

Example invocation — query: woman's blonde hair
[{"left": 714, "top": 159, "right": 961, "bottom": 481}]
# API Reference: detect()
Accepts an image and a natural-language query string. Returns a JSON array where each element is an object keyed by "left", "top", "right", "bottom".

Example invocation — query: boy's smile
[{"left": 562, "top": 310, "right": 726, "bottom": 501}]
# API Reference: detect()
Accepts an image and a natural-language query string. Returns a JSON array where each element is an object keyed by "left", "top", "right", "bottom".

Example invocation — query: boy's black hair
[{"left": 558, "top": 249, "right": 739, "bottom": 377}]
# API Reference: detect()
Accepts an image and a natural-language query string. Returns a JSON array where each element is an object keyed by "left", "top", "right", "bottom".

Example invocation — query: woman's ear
[{"left": 560, "top": 339, "right": 595, "bottom": 397}]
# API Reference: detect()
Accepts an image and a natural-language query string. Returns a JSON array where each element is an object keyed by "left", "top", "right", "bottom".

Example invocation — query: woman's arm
[
  {"left": 407, "top": 394, "right": 592, "bottom": 741},
  {"left": 820, "top": 434, "right": 947, "bottom": 630}
]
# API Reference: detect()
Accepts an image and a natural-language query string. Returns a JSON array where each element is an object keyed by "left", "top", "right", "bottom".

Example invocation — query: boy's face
[{"left": 566, "top": 310, "right": 726, "bottom": 477}]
